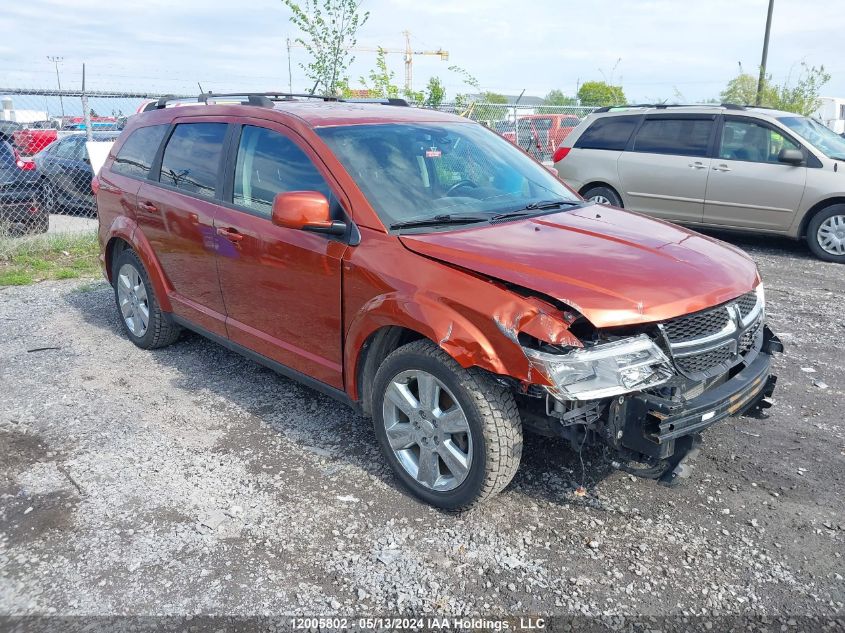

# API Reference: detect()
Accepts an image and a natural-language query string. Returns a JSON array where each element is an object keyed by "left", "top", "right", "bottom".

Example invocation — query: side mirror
[
  {"left": 778, "top": 148, "right": 804, "bottom": 166},
  {"left": 271, "top": 191, "right": 346, "bottom": 236}
]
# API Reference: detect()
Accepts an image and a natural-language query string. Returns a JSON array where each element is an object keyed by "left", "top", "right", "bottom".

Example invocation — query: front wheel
[
  {"left": 807, "top": 204, "right": 845, "bottom": 263},
  {"left": 112, "top": 249, "right": 181, "bottom": 349},
  {"left": 372, "top": 340, "right": 523, "bottom": 510},
  {"left": 581, "top": 185, "right": 623, "bottom": 208}
]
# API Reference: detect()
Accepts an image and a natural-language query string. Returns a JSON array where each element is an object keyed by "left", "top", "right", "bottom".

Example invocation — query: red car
[
  {"left": 498, "top": 114, "right": 581, "bottom": 159},
  {"left": 96, "top": 93, "right": 781, "bottom": 509},
  {"left": 12, "top": 127, "right": 58, "bottom": 156}
]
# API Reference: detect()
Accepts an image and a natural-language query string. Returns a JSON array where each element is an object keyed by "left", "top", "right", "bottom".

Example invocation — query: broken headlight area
[{"left": 522, "top": 334, "right": 675, "bottom": 401}]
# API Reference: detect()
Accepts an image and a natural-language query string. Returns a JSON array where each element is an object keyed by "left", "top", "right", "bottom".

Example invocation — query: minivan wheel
[
  {"left": 372, "top": 340, "right": 523, "bottom": 510},
  {"left": 581, "top": 185, "right": 622, "bottom": 208},
  {"left": 112, "top": 249, "right": 181, "bottom": 349},
  {"left": 807, "top": 204, "right": 845, "bottom": 263}
]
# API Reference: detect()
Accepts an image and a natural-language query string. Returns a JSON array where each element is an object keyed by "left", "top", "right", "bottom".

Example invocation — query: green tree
[
  {"left": 577, "top": 81, "right": 626, "bottom": 107},
  {"left": 423, "top": 76, "right": 445, "bottom": 108},
  {"left": 720, "top": 63, "right": 830, "bottom": 115},
  {"left": 282, "top": 0, "right": 369, "bottom": 96},
  {"left": 481, "top": 91, "right": 507, "bottom": 104},
  {"left": 544, "top": 89, "right": 577, "bottom": 106},
  {"left": 360, "top": 47, "right": 400, "bottom": 98}
]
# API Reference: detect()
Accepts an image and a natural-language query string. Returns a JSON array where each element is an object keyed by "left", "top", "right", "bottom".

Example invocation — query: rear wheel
[
  {"left": 372, "top": 340, "right": 523, "bottom": 510},
  {"left": 807, "top": 204, "right": 845, "bottom": 263},
  {"left": 112, "top": 249, "right": 181, "bottom": 349},
  {"left": 581, "top": 185, "right": 623, "bottom": 208}
]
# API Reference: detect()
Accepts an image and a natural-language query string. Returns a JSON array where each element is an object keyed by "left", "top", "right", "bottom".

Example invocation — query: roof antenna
[{"left": 198, "top": 82, "right": 205, "bottom": 94}]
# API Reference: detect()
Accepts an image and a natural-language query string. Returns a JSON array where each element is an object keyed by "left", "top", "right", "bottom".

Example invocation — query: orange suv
[{"left": 96, "top": 93, "right": 782, "bottom": 509}]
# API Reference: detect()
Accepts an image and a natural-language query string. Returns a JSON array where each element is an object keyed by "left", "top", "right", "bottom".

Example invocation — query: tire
[
  {"left": 806, "top": 204, "right": 845, "bottom": 263},
  {"left": 372, "top": 339, "right": 522, "bottom": 510},
  {"left": 39, "top": 179, "right": 57, "bottom": 215},
  {"left": 581, "top": 185, "right": 623, "bottom": 208},
  {"left": 112, "top": 249, "right": 181, "bottom": 349}
]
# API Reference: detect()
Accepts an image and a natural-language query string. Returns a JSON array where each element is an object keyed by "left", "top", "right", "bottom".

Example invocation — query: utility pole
[
  {"left": 81, "top": 63, "right": 92, "bottom": 142},
  {"left": 756, "top": 0, "right": 775, "bottom": 106},
  {"left": 286, "top": 37, "right": 293, "bottom": 94},
  {"left": 47, "top": 56, "right": 65, "bottom": 118}
]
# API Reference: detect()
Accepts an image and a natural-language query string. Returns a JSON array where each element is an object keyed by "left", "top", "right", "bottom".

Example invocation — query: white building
[
  {"left": 813, "top": 97, "right": 845, "bottom": 134},
  {"left": 0, "top": 96, "right": 48, "bottom": 124}
]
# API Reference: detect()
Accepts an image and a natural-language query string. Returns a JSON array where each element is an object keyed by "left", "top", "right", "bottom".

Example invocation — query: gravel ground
[
  {"left": 0, "top": 231, "right": 843, "bottom": 621},
  {"left": 47, "top": 214, "right": 97, "bottom": 235}
]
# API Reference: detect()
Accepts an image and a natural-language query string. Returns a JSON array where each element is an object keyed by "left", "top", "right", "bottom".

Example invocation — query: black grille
[
  {"left": 676, "top": 344, "right": 734, "bottom": 374},
  {"left": 739, "top": 320, "right": 761, "bottom": 354},
  {"left": 735, "top": 291, "right": 758, "bottom": 319},
  {"left": 662, "top": 307, "right": 730, "bottom": 344}
]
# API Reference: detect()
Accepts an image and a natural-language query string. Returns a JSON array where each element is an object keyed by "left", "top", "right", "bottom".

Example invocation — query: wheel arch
[
  {"left": 103, "top": 219, "right": 173, "bottom": 312},
  {"left": 578, "top": 181, "right": 623, "bottom": 204},
  {"left": 798, "top": 197, "right": 845, "bottom": 238}
]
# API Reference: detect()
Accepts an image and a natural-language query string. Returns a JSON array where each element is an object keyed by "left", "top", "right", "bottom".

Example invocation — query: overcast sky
[{"left": 1, "top": 0, "right": 843, "bottom": 103}]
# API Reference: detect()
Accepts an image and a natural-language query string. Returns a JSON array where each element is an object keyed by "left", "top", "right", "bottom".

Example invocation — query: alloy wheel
[
  {"left": 382, "top": 369, "right": 473, "bottom": 492},
  {"left": 817, "top": 214, "right": 845, "bottom": 256},
  {"left": 117, "top": 263, "right": 150, "bottom": 337},
  {"left": 589, "top": 194, "right": 611, "bottom": 205}
]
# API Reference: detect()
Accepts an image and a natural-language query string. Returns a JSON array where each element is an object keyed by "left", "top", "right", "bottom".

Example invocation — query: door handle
[
  {"left": 688, "top": 162, "right": 707, "bottom": 170},
  {"left": 216, "top": 227, "right": 244, "bottom": 242},
  {"left": 712, "top": 164, "right": 732, "bottom": 172},
  {"left": 139, "top": 201, "right": 158, "bottom": 213}
]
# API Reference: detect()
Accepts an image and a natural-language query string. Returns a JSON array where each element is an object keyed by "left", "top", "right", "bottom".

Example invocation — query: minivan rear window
[
  {"left": 632, "top": 117, "right": 713, "bottom": 157},
  {"left": 159, "top": 123, "right": 227, "bottom": 199},
  {"left": 112, "top": 124, "right": 168, "bottom": 179},
  {"left": 575, "top": 116, "right": 639, "bottom": 151}
]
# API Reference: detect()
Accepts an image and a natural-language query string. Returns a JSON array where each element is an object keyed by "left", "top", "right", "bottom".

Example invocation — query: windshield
[
  {"left": 778, "top": 116, "right": 845, "bottom": 160},
  {"left": 317, "top": 122, "right": 579, "bottom": 228}
]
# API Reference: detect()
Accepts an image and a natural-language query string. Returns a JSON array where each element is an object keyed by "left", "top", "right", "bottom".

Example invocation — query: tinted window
[
  {"left": 0, "top": 141, "right": 15, "bottom": 167},
  {"left": 575, "top": 116, "right": 639, "bottom": 151},
  {"left": 53, "top": 137, "right": 81, "bottom": 159},
  {"left": 632, "top": 118, "right": 713, "bottom": 157},
  {"left": 719, "top": 120, "right": 800, "bottom": 163},
  {"left": 159, "top": 123, "right": 227, "bottom": 198},
  {"left": 113, "top": 125, "right": 168, "bottom": 179},
  {"left": 233, "top": 125, "right": 331, "bottom": 217}
]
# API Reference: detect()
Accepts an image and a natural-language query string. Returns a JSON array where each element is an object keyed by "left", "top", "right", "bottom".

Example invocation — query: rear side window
[
  {"left": 112, "top": 125, "right": 168, "bottom": 179},
  {"left": 0, "top": 141, "right": 14, "bottom": 167},
  {"left": 575, "top": 116, "right": 639, "bottom": 151},
  {"left": 159, "top": 123, "right": 227, "bottom": 199},
  {"left": 632, "top": 117, "right": 714, "bottom": 157},
  {"left": 233, "top": 125, "right": 331, "bottom": 217}
]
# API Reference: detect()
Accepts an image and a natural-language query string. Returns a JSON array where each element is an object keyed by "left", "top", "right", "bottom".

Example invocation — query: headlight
[
  {"left": 756, "top": 283, "right": 765, "bottom": 311},
  {"left": 523, "top": 334, "right": 674, "bottom": 401}
]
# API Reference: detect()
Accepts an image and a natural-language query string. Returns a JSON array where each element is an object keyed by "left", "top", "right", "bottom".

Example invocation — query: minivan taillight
[
  {"left": 552, "top": 147, "right": 571, "bottom": 163},
  {"left": 91, "top": 176, "right": 100, "bottom": 195}
]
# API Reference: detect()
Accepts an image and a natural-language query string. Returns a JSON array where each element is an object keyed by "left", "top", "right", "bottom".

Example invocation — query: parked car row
[
  {"left": 94, "top": 92, "right": 781, "bottom": 510},
  {"left": 553, "top": 104, "right": 845, "bottom": 263},
  {"left": 0, "top": 131, "right": 117, "bottom": 235}
]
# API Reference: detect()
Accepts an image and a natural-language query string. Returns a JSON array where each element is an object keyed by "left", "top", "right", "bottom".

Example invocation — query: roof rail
[
  {"left": 151, "top": 92, "right": 410, "bottom": 110},
  {"left": 593, "top": 103, "right": 747, "bottom": 113}
]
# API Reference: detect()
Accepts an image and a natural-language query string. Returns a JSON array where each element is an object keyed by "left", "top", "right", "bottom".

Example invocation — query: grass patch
[{"left": 0, "top": 230, "right": 100, "bottom": 287}]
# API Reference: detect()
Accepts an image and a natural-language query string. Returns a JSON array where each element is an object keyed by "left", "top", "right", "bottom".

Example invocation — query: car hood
[{"left": 398, "top": 205, "right": 759, "bottom": 328}]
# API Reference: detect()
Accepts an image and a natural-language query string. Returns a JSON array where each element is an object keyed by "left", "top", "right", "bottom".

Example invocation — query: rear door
[
  {"left": 213, "top": 120, "right": 348, "bottom": 388},
  {"left": 136, "top": 119, "right": 229, "bottom": 336},
  {"left": 702, "top": 116, "right": 806, "bottom": 230},
  {"left": 617, "top": 114, "right": 716, "bottom": 223}
]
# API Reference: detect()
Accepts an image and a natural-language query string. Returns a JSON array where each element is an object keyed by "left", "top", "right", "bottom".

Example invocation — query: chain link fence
[{"left": 0, "top": 87, "right": 594, "bottom": 245}]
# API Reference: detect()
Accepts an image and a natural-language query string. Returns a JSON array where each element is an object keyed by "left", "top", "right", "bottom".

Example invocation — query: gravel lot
[
  {"left": 47, "top": 214, "right": 97, "bottom": 235},
  {"left": 1, "top": 231, "right": 843, "bottom": 622}
]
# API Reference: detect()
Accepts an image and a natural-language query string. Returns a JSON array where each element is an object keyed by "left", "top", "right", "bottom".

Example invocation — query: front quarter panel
[{"left": 343, "top": 229, "right": 581, "bottom": 400}]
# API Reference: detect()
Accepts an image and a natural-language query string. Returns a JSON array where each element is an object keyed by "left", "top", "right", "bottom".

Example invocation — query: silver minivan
[{"left": 554, "top": 104, "right": 845, "bottom": 262}]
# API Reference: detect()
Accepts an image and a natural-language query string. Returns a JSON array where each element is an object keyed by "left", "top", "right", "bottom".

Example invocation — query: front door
[
  {"left": 214, "top": 121, "right": 347, "bottom": 389},
  {"left": 617, "top": 114, "right": 716, "bottom": 223},
  {"left": 702, "top": 116, "right": 807, "bottom": 230},
  {"left": 136, "top": 119, "right": 229, "bottom": 336}
]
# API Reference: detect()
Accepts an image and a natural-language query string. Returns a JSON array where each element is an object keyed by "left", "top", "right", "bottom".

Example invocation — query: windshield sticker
[{"left": 425, "top": 147, "right": 442, "bottom": 158}]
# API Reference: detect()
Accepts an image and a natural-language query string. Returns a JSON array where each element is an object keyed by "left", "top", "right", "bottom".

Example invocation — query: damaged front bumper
[{"left": 610, "top": 325, "right": 782, "bottom": 461}]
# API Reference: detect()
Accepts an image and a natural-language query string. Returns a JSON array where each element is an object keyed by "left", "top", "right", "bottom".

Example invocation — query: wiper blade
[
  {"left": 491, "top": 200, "right": 583, "bottom": 221},
  {"left": 390, "top": 214, "right": 488, "bottom": 230}
]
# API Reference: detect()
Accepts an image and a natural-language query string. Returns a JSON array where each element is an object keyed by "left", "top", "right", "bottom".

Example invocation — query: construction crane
[{"left": 286, "top": 31, "right": 449, "bottom": 93}]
